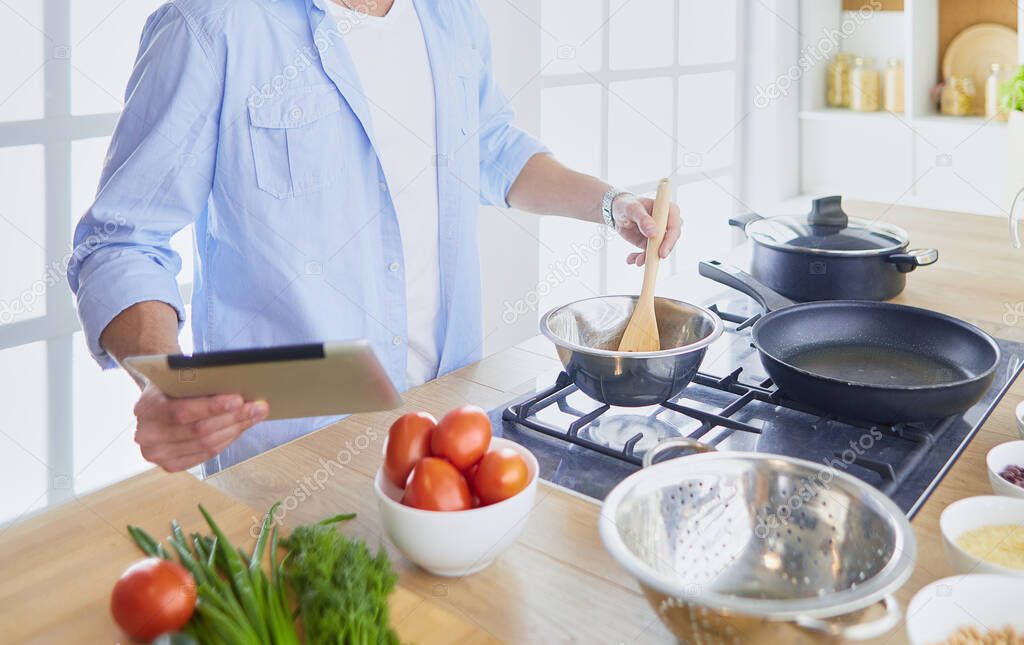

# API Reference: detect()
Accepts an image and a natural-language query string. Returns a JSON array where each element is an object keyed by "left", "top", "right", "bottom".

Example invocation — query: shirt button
[
  {"left": 388, "top": 261, "right": 400, "bottom": 272},
  {"left": 378, "top": 181, "right": 387, "bottom": 191},
  {"left": 392, "top": 335, "right": 403, "bottom": 346}
]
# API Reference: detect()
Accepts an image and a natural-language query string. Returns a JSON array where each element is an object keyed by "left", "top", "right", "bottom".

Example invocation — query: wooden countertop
[{"left": 2, "top": 203, "right": 1022, "bottom": 643}]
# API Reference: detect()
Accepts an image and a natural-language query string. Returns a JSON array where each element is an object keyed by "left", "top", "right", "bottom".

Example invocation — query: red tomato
[
  {"left": 401, "top": 457, "right": 473, "bottom": 511},
  {"left": 473, "top": 448, "right": 530, "bottom": 506},
  {"left": 464, "top": 463, "right": 479, "bottom": 490},
  {"left": 431, "top": 405, "right": 491, "bottom": 470},
  {"left": 111, "top": 557, "right": 197, "bottom": 641},
  {"left": 464, "top": 462, "right": 480, "bottom": 503},
  {"left": 383, "top": 411, "right": 437, "bottom": 488}
]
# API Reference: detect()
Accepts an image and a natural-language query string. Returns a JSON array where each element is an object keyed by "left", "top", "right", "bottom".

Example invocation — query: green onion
[{"left": 127, "top": 504, "right": 300, "bottom": 645}]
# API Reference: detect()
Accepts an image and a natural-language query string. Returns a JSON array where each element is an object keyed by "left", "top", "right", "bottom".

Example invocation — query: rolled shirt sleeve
[
  {"left": 469, "top": 3, "right": 549, "bottom": 208},
  {"left": 67, "top": 4, "right": 222, "bottom": 368}
]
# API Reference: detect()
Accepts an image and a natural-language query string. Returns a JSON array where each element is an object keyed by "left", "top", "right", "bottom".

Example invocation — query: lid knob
[{"left": 806, "top": 195, "right": 848, "bottom": 229}]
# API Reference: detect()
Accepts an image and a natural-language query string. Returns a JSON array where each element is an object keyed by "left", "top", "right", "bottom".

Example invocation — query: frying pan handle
[
  {"left": 642, "top": 438, "right": 716, "bottom": 468},
  {"left": 886, "top": 248, "right": 938, "bottom": 273},
  {"left": 698, "top": 260, "right": 796, "bottom": 313},
  {"left": 727, "top": 212, "right": 763, "bottom": 232},
  {"left": 796, "top": 595, "right": 901, "bottom": 641}
]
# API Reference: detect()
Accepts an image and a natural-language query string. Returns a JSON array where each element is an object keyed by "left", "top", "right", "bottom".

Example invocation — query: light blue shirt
[{"left": 66, "top": 0, "right": 547, "bottom": 472}]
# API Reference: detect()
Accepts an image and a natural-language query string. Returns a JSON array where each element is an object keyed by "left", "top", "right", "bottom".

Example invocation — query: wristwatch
[{"left": 601, "top": 188, "right": 631, "bottom": 229}]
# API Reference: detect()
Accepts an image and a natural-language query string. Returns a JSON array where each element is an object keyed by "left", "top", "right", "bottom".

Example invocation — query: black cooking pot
[{"left": 730, "top": 195, "right": 938, "bottom": 302}]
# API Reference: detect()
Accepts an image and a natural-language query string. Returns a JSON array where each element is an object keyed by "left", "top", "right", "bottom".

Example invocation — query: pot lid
[{"left": 744, "top": 196, "right": 909, "bottom": 256}]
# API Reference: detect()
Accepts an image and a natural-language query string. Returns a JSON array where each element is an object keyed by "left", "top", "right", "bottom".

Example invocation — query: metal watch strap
[{"left": 601, "top": 188, "right": 631, "bottom": 229}]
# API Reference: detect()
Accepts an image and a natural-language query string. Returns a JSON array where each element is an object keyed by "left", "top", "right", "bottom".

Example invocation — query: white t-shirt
[{"left": 323, "top": 0, "right": 442, "bottom": 387}]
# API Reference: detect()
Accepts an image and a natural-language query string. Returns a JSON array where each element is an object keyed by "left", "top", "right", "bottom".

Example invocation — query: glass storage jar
[
  {"left": 941, "top": 75, "right": 975, "bottom": 116},
  {"left": 985, "top": 63, "right": 1007, "bottom": 121},
  {"left": 850, "top": 57, "right": 880, "bottom": 112},
  {"left": 883, "top": 58, "right": 904, "bottom": 113},
  {"left": 826, "top": 52, "right": 855, "bottom": 107}
]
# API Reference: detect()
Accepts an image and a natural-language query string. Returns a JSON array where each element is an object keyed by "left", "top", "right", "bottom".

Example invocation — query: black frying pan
[{"left": 699, "top": 260, "right": 1000, "bottom": 423}]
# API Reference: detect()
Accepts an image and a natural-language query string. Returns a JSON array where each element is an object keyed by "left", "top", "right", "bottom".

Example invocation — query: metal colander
[{"left": 599, "top": 440, "right": 916, "bottom": 643}]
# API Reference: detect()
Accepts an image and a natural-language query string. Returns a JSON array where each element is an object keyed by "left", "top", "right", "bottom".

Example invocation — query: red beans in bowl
[{"left": 1000, "top": 465, "right": 1024, "bottom": 489}]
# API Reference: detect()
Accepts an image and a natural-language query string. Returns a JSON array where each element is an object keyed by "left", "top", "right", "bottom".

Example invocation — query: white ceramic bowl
[
  {"left": 374, "top": 437, "right": 538, "bottom": 577},
  {"left": 987, "top": 440, "right": 1024, "bottom": 499},
  {"left": 939, "top": 495, "right": 1024, "bottom": 576},
  {"left": 906, "top": 574, "right": 1024, "bottom": 644}
]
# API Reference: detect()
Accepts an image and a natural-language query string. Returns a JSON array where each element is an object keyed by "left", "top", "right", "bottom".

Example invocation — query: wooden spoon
[{"left": 617, "top": 178, "right": 672, "bottom": 353}]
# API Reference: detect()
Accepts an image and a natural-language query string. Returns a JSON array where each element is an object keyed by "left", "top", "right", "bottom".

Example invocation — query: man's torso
[{"left": 323, "top": 0, "right": 443, "bottom": 387}]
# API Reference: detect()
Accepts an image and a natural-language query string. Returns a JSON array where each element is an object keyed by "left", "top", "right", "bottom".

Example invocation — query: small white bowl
[
  {"left": 906, "top": 574, "right": 1024, "bottom": 645},
  {"left": 939, "top": 495, "right": 1024, "bottom": 576},
  {"left": 987, "top": 440, "right": 1024, "bottom": 499},
  {"left": 374, "top": 437, "right": 538, "bottom": 577}
]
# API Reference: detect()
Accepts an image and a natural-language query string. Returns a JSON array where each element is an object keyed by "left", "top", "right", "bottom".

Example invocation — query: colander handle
[
  {"left": 795, "top": 595, "right": 901, "bottom": 641},
  {"left": 1010, "top": 185, "right": 1024, "bottom": 249},
  {"left": 642, "top": 438, "right": 717, "bottom": 468}
]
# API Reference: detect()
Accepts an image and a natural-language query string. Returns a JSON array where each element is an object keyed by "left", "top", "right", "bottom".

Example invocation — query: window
[
  {"left": 0, "top": 1, "right": 179, "bottom": 525},
  {"left": 537, "top": 0, "right": 746, "bottom": 314}
]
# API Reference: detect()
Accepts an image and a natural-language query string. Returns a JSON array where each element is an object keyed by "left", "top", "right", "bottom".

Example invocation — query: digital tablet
[{"left": 123, "top": 341, "right": 402, "bottom": 420}]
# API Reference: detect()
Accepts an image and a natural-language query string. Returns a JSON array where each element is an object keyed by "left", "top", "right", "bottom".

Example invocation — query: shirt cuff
[
  {"left": 74, "top": 252, "right": 186, "bottom": 369},
  {"left": 483, "top": 127, "right": 550, "bottom": 208}
]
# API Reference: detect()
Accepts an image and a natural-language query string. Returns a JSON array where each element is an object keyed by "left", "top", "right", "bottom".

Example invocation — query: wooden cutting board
[{"left": 0, "top": 469, "right": 497, "bottom": 644}]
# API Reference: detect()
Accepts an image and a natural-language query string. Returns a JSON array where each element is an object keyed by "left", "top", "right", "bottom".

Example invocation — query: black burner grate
[{"left": 503, "top": 367, "right": 954, "bottom": 499}]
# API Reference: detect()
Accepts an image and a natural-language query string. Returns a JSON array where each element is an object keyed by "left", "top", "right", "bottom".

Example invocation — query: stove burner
[{"left": 582, "top": 414, "right": 679, "bottom": 455}]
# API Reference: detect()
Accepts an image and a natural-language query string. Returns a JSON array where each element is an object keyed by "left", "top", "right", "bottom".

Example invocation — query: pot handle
[
  {"left": 795, "top": 595, "right": 901, "bottom": 641},
  {"left": 885, "top": 248, "right": 938, "bottom": 273},
  {"left": 727, "top": 212, "right": 764, "bottom": 232},
  {"left": 642, "top": 438, "right": 716, "bottom": 468},
  {"left": 698, "top": 260, "right": 797, "bottom": 313}
]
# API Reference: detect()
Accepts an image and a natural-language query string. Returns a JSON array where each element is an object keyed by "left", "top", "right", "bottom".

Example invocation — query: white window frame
[
  {"left": 0, "top": 0, "right": 190, "bottom": 507},
  {"left": 539, "top": 0, "right": 749, "bottom": 289}
]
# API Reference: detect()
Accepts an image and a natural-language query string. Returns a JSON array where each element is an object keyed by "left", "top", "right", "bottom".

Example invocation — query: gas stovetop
[{"left": 488, "top": 295, "right": 1024, "bottom": 517}]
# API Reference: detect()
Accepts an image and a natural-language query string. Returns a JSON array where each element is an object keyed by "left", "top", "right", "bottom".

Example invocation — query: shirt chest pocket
[
  {"left": 247, "top": 86, "right": 346, "bottom": 199},
  {"left": 455, "top": 47, "right": 482, "bottom": 134}
]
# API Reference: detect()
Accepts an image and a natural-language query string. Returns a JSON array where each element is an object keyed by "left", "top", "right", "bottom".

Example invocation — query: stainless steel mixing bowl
[
  {"left": 599, "top": 442, "right": 916, "bottom": 643},
  {"left": 539, "top": 296, "right": 723, "bottom": 406}
]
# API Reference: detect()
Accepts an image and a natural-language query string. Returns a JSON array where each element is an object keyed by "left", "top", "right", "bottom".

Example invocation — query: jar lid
[{"left": 745, "top": 196, "right": 909, "bottom": 256}]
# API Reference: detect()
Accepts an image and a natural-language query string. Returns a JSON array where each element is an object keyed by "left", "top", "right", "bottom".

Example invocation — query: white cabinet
[
  {"left": 800, "top": 113, "right": 914, "bottom": 205},
  {"left": 910, "top": 118, "right": 1008, "bottom": 214}
]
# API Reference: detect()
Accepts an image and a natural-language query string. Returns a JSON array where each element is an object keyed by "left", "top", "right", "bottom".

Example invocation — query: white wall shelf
[
  {"left": 799, "top": 108, "right": 908, "bottom": 122},
  {"left": 800, "top": 108, "right": 1005, "bottom": 128},
  {"left": 910, "top": 114, "right": 1006, "bottom": 127},
  {"left": 797, "top": 0, "right": 1022, "bottom": 216}
]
